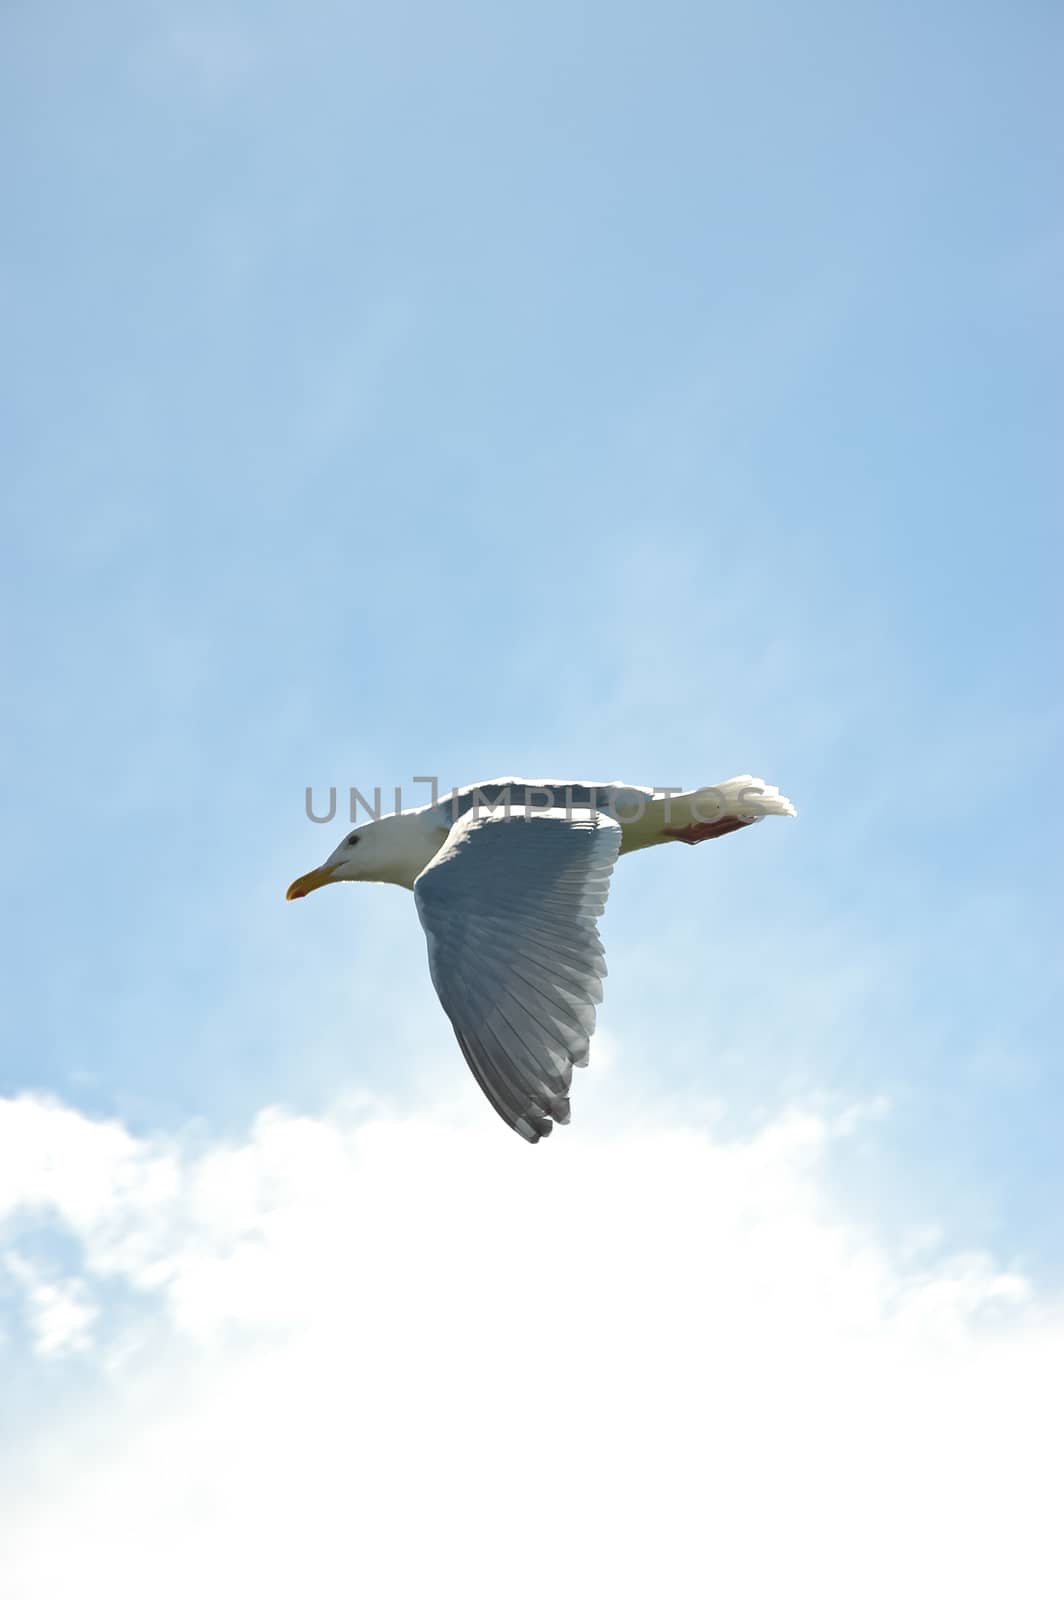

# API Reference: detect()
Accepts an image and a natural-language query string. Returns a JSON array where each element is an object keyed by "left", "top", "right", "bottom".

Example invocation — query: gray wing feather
[{"left": 413, "top": 807, "right": 621, "bottom": 1143}]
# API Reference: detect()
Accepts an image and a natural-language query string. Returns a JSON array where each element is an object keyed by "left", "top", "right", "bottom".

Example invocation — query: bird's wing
[{"left": 413, "top": 806, "right": 621, "bottom": 1142}]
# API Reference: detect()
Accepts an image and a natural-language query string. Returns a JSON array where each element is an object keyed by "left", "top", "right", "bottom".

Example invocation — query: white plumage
[{"left": 287, "top": 775, "right": 795, "bottom": 1142}]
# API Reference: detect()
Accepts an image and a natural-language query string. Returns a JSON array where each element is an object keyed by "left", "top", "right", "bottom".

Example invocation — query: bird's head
[{"left": 286, "top": 811, "right": 446, "bottom": 898}]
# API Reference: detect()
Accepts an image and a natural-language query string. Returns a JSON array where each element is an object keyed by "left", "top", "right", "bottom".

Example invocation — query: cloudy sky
[{"left": 2, "top": 3, "right": 1061, "bottom": 1595}]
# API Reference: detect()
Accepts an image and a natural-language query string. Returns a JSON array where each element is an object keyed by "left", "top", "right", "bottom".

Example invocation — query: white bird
[{"left": 287, "top": 775, "right": 795, "bottom": 1142}]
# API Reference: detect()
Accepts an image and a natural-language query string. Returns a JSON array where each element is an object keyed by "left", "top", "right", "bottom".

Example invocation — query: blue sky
[{"left": 2, "top": 4, "right": 1062, "bottom": 1592}]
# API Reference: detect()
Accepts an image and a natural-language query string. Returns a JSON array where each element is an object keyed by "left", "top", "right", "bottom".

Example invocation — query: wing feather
[{"left": 413, "top": 808, "right": 621, "bottom": 1142}]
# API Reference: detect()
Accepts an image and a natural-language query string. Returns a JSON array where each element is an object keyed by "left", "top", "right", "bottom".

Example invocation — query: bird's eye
[{"left": 346, "top": 833, "right": 360, "bottom": 847}]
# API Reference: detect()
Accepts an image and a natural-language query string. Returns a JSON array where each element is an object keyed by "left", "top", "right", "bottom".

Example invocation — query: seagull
[{"left": 287, "top": 775, "right": 795, "bottom": 1142}]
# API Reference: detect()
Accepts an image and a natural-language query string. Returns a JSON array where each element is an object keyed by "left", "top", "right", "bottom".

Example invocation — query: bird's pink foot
[{"left": 661, "top": 816, "right": 754, "bottom": 845}]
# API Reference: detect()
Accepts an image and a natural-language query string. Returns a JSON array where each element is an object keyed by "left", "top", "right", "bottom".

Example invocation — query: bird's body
[{"left": 288, "top": 774, "right": 795, "bottom": 1142}]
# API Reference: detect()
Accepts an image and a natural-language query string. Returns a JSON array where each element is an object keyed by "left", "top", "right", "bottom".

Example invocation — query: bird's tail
[
  {"left": 696, "top": 775, "right": 796, "bottom": 821},
  {"left": 615, "top": 775, "right": 796, "bottom": 852},
  {"left": 652, "top": 775, "right": 796, "bottom": 845}
]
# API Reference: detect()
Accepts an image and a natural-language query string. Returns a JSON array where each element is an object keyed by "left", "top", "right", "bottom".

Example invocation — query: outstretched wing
[{"left": 413, "top": 807, "right": 621, "bottom": 1142}]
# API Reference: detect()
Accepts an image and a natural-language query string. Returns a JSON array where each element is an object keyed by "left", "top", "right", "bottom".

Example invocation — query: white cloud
[
  {"left": 1, "top": 1251, "right": 97, "bottom": 1358},
  {"left": 1, "top": 1091, "right": 1061, "bottom": 1599}
]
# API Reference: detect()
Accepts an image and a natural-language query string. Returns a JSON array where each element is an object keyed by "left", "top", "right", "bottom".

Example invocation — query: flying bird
[{"left": 287, "top": 776, "right": 795, "bottom": 1142}]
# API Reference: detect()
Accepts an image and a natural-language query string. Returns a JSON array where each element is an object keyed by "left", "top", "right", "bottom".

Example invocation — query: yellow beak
[{"left": 286, "top": 864, "right": 337, "bottom": 900}]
